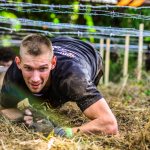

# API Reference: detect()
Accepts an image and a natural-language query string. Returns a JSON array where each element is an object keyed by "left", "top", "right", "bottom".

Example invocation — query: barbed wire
[
  {"left": 0, "top": 31, "right": 141, "bottom": 44},
  {"left": 0, "top": 6, "right": 149, "bottom": 20},
  {"left": 0, "top": 16, "right": 149, "bottom": 37},
  {"left": 0, "top": 1, "right": 150, "bottom": 10},
  {"left": 0, "top": 2, "right": 150, "bottom": 21},
  {"left": 0, "top": 1, "right": 149, "bottom": 40},
  {"left": 0, "top": 38, "right": 147, "bottom": 54},
  {"left": 0, "top": 25, "right": 148, "bottom": 37}
]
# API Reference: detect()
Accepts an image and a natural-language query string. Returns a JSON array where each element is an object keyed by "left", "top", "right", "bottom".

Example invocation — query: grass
[{"left": 0, "top": 76, "right": 150, "bottom": 150}]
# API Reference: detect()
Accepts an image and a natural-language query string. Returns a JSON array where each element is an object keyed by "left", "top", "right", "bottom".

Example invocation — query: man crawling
[{"left": 0, "top": 34, "right": 118, "bottom": 138}]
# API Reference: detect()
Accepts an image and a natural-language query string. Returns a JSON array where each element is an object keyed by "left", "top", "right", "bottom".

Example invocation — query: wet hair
[
  {"left": 20, "top": 34, "right": 53, "bottom": 59},
  {"left": 0, "top": 47, "right": 16, "bottom": 62}
]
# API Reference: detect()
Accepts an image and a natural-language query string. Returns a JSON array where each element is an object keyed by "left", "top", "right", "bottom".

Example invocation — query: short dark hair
[
  {"left": 0, "top": 47, "right": 16, "bottom": 62},
  {"left": 20, "top": 34, "right": 53, "bottom": 59}
]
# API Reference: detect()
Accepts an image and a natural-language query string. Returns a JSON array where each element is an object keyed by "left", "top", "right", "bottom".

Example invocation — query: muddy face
[{"left": 15, "top": 48, "right": 57, "bottom": 94}]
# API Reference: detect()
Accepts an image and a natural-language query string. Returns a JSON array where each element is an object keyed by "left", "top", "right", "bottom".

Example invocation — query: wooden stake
[
  {"left": 123, "top": 36, "right": 130, "bottom": 77},
  {"left": 137, "top": 24, "right": 144, "bottom": 82},
  {"left": 100, "top": 38, "right": 104, "bottom": 84},
  {"left": 105, "top": 38, "right": 110, "bottom": 86}
]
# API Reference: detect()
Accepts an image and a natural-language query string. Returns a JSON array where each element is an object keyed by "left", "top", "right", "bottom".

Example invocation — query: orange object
[
  {"left": 129, "top": 0, "right": 146, "bottom": 7},
  {"left": 117, "top": 0, "right": 132, "bottom": 6},
  {"left": 43, "top": 25, "right": 47, "bottom": 29}
]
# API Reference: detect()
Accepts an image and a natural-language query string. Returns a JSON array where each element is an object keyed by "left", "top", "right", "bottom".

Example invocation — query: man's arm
[
  {"left": 0, "top": 104, "right": 33, "bottom": 125},
  {"left": 71, "top": 98, "right": 118, "bottom": 135},
  {"left": 0, "top": 104, "right": 23, "bottom": 120}
]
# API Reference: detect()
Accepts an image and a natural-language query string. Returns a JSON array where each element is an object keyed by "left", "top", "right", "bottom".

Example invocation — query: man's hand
[
  {"left": 30, "top": 121, "right": 54, "bottom": 137},
  {"left": 30, "top": 119, "right": 68, "bottom": 138},
  {"left": 23, "top": 109, "right": 33, "bottom": 127}
]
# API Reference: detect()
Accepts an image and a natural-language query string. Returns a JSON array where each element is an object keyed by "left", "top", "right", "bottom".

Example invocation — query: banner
[
  {"left": 75, "top": 0, "right": 149, "bottom": 6},
  {"left": 117, "top": 0, "right": 147, "bottom": 7}
]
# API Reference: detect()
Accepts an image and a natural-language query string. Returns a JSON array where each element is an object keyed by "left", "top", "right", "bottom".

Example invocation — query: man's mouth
[{"left": 30, "top": 83, "right": 41, "bottom": 89}]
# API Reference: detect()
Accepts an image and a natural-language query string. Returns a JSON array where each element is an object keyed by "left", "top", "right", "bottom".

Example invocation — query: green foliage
[
  {"left": 0, "top": 11, "right": 21, "bottom": 29},
  {"left": 124, "top": 94, "right": 132, "bottom": 99},
  {"left": 145, "top": 37, "right": 150, "bottom": 42},
  {"left": 124, "top": 101, "right": 128, "bottom": 105},
  {"left": 109, "top": 51, "right": 123, "bottom": 82},
  {"left": 145, "top": 89, "right": 150, "bottom": 96}
]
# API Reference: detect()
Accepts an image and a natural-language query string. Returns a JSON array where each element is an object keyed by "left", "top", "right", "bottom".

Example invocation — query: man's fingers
[
  {"left": 37, "top": 119, "right": 43, "bottom": 123},
  {"left": 26, "top": 120, "right": 34, "bottom": 126},
  {"left": 24, "top": 109, "right": 32, "bottom": 115},
  {"left": 23, "top": 116, "right": 33, "bottom": 126},
  {"left": 24, "top": 116, "right": 33, "bottom": 121}
]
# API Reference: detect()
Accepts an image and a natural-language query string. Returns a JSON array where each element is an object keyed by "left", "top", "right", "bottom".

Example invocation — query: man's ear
[
  {"left": 15, "top": 57, "right": 21, "bottom": 70},
  {"left": 51, "top": 56, "right": 57, "bottom": 70}
]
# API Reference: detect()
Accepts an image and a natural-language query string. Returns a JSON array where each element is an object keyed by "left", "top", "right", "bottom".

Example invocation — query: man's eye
[
  {"left": 40, "top": 68, "right": 46, "bottom": 71},
  {"left": 26, "top": 67, "right": 31, "bottom": 70}
]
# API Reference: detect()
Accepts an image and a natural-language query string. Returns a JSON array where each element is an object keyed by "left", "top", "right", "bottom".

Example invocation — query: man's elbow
[
  {"left": 106, "top": 118, "right": 118, "bottom": 135},
  {"left": 96, "top": 117, "right": 118, "bottom": 135}
]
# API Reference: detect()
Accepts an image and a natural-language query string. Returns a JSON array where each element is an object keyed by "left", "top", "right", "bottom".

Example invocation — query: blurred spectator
[
  {"left": 0, "top": 47, "right": 16, "bottom": 69},
  {"left": 145, "top": 44, "right": 150, "bottom": 71},
  {"left": 147, "top": 44, "right": 150, "bottom": 51},
  {"left": 0, "top": 69, "right": 6, "bottom": 91},
  {"left": 110, "top": 45, "right": 120, "bottom": 62}
]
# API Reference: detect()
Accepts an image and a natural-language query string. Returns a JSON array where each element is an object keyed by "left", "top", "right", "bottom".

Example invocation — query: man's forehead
[
  {"left": 20, "top": 51, "right": 52, "bottom": 67},
  {"left": 22, "top": 59, "right": 51, "bottom": 68}
]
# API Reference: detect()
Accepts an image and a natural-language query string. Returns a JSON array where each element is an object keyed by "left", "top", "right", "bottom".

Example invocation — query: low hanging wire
[
  {"left": 0, "top": 6, "right": 149, "bottom": 20},
  {"left": 1, "top": 1, "right": 150, "bottom": 9},
  {"left": 0, "top": 1, "right": 150, "bottom": 20},
  {"left": 0, "top": 1, "right": 149, "bottom": 40},
  {"left": 0, "top": 3, "right": 150, "bottom": 20},
  {"left": 0, "top": 16, "right": 149, "bottom": 37},
  {"left": 0, "top": 38, "right": 147, "bottom": 56},
  {"left": 0, "top": 30, "right": 142, "bottom": 44}
]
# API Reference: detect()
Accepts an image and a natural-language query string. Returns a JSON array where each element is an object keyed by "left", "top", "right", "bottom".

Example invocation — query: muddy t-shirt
[{"left": 0, "top": 36, "right": 103, "bottom": 112}]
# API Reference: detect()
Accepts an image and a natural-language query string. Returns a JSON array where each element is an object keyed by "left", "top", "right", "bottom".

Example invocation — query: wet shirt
[{"left": 0, "top": 36, "right": 103, "bottom": 112}]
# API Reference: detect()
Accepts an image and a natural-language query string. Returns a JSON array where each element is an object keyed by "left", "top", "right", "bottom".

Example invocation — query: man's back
[{"left": 51, "top": 36, "right": 102, "bottom": 81}]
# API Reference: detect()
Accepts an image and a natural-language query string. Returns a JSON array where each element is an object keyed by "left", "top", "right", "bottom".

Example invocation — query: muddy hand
[
  {"left": 31, "top": 119, "right": 68, "bottom": 137},
  {"left": 24, "top": 109, "right": 32, "bottom": 116},
  {"left": 30, "top": 121, "right": 54, "bottom": 137},
  {"left": 23, "top": 109, "right": 33, "bottom": 127},
  {"left": 37, "top": 119, "right": 54, "bottom": 127}
]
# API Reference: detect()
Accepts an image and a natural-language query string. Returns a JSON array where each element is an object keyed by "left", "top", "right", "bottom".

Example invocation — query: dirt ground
[{"left": 0, "top": 78, "right": 150, "bottom": 150}]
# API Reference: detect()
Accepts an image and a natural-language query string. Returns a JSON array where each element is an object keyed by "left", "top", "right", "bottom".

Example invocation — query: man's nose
[{"left": 31, "top": 70, "right": 40, "bottom": 82}]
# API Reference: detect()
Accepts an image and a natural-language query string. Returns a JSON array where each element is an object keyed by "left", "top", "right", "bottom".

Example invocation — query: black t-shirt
[{"left": 0, "top": 36, "right": 103, "bottom": 112}]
